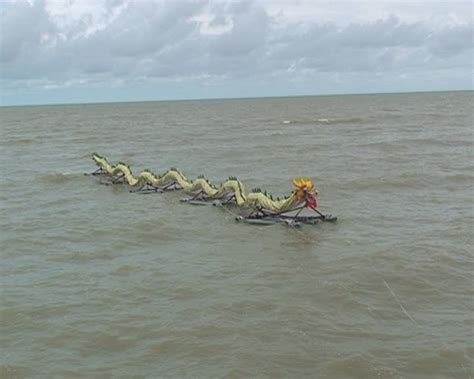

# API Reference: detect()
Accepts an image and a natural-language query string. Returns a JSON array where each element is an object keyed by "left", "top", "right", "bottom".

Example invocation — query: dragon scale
[{"left": 92, "top": 153, "right": 318, "bottom": 213}]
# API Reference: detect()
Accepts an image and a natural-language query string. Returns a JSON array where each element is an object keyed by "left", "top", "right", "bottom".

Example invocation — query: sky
[{"left": 0, "top": 0, "right": 472, "bottom": 106}]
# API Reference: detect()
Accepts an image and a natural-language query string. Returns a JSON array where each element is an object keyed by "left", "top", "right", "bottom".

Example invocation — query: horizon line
[{"left": 1, "top": 88, "right": 472, "bottom": 108}]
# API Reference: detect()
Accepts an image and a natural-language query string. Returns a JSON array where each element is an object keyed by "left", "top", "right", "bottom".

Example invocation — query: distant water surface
[{"left": 0, "top": 91, "right": 473, "bottom": 378}]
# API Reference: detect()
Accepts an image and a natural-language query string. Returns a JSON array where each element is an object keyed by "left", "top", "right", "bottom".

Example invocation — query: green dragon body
[{"left": 92, "top": 153, "right": 319, "bottom": 213}]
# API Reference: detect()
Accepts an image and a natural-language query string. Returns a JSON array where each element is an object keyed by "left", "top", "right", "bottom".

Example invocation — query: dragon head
[{"left": 292, "top": 177, "right": 318, "bottom": 209}]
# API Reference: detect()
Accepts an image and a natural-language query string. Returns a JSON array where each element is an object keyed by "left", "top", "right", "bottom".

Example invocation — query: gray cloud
[
  {"left": 428, "top": 24, "right": 473, "bottom": 57},
  {"left": 0, "top": 1, "right": 55, "bottom": 63},
  {"left": 103, "top": 1, "right": 202, "bottom": 57},
  {"left": 209, "top": 1, "right": 269, "bottom": 57},
  {"left": 0, "top": 0, "right": 472, "bottom": 98}
]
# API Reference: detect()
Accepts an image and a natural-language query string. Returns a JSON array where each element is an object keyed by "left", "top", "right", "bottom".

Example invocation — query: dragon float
[{"left": 90, "top": 153, "right": 337, "bottom": 226}]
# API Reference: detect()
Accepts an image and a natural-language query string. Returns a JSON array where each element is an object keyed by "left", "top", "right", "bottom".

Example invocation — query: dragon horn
[{"left": 292, "top": 177, "right": 314, "bottom": 190}]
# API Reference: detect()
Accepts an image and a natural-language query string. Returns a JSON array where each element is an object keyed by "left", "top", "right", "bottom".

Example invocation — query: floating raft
[{"left": 90, "top": 153, "right": 337, "bottom": 226}]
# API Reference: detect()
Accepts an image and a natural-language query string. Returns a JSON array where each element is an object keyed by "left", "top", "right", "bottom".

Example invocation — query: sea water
[{"left": 0, "top": 91, "right": 472, "bottom": 378}]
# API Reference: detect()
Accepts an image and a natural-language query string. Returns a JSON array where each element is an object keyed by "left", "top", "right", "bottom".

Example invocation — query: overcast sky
[{"left": 0, "top": 0, "right": 472, "bottom": 105}]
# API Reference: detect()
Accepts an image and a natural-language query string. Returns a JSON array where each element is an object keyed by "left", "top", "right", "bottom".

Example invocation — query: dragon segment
[{"left": 91, "top": 153, "right": 336, "bottom": 225}]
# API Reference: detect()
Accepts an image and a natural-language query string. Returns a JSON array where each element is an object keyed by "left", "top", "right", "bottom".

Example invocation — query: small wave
[
  {"left": 269, "top": 131, "right": 285, "bottom": 136},
  {"left": 444, "top": 173, "right": 474, "bottom": 184},
  {"left": 39, "top": 172, "right": 85, "bottom": 184},
  {"left": 15, "top": 138, "right": 35, "bottom": 144},
  {"left": 345, "top": 176, "right": 427, "bottom": 191},
  {"left": 416, "top": 138, "right": 473, "bottom": 147},
  {"left": 331, "top": 117, "right": 365, "bottom": 124},
  {"left": 281, "top": 117, "right": 366, "bottom": 125},
  {"left": 0, "top": 138, "right": 36, "bottom": 145},
  {"left": 0, "top": 364, "right": 31, "bottom": 378}
]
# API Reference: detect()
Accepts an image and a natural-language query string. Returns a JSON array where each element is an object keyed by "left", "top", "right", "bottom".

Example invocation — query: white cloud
[
  {"left": 191, "top": 12, "right": 234, "bottom": 35},
  {"left": 265, "top": 0, "right": 473, "bottom": 26}
]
